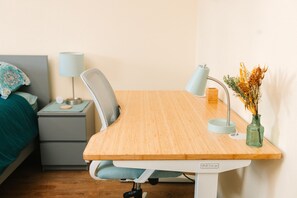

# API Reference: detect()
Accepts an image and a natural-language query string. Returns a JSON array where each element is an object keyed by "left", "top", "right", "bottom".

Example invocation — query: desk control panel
[{"left": 200, "top": 163, "right": 220, "bottom": 169}]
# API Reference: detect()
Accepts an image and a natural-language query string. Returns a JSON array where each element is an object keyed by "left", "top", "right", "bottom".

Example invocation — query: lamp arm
[{"left": 207, "top": 76, "right": 231, "bottom": 126}]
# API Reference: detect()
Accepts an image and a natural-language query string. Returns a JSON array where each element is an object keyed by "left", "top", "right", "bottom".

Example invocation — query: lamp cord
[{"left": 183, "top": 173, "right": 195, "bottom": 183}]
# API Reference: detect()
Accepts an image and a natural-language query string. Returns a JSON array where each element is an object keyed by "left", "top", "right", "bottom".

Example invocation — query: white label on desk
[{"left": 200, "top": 163, "right": 219, "bottom": 169}]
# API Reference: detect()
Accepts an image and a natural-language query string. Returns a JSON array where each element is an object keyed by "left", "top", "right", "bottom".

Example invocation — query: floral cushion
[{"left": 0, "top": 62, "right": 30, "bottom": 99}]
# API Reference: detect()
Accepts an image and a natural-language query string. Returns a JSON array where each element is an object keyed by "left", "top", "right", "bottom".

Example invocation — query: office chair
[{"left": 81, "top": 68, "right": 182, "bottom": 198}]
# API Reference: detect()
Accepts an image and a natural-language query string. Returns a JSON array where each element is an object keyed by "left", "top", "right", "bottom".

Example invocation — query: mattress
[{"left": 0, "top": 94, "right": 38, "bottom": 174}]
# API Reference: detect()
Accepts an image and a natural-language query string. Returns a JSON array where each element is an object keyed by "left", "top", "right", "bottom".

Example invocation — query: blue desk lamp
[{"left": 186, "top": 65, "right": 236, "bottom": 133}]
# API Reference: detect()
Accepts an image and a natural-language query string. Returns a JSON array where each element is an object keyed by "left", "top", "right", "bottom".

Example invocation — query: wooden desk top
[{"left": 83, "top": 91, "right": 281, "bottom": 161}]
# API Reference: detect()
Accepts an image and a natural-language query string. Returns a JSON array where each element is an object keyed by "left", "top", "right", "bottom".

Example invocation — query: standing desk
[{"left": 83, "top": 91, "right": 281, "bottom": 198}]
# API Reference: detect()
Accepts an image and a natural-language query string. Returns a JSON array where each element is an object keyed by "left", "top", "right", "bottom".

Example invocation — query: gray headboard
[{"left": 0, "top": 55, "right": 50, "bottom": 109}]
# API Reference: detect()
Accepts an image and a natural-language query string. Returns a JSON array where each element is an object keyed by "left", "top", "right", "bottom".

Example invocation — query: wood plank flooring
[{"left": 0, "top": 152, "right": 194, "bottom": 198}]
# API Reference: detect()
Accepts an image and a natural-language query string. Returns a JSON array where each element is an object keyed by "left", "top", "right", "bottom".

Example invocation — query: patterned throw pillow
[{"left": 0, "top": 62, "right": 30, "bottom": 99}]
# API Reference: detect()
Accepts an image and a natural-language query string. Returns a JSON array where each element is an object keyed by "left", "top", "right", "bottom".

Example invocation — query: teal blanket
[{"left": 0, "top": 94, "right": 38, "bottom": 174}]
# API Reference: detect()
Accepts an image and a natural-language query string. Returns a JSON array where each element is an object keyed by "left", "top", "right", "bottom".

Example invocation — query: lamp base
[
  {"left": 65, "top": 97, "right": 83, "bottom": 105},
  {"left": 208, "top": 119, "right": 236, "bottom": 134}
]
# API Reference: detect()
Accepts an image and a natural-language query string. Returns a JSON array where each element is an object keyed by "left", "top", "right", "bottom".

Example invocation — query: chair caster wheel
[{"left": 123, "top": 188, "right": 143, "bottom": 198}]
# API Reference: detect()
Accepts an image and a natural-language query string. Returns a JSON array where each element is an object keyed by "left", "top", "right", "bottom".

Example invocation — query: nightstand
[{"left": 38, "top": 101, "right": 95, "bottom": 170}]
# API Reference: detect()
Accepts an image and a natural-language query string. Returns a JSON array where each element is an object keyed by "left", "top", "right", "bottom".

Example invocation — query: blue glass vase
[{"left": 246, "top": 114, "right": 264, "bottom": 147}]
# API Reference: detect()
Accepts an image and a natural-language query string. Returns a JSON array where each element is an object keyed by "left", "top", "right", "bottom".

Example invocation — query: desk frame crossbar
[{"left": 114, "top": 160, "right": 251, "bottom": 198}]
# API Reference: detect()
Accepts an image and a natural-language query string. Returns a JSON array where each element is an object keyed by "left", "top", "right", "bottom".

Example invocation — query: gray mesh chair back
[
  {"left": 80, "top": 68, "right": 120, "bottom": 131},
  {"left": 80, "top": 68, "right": 182, "bottom": 198}
]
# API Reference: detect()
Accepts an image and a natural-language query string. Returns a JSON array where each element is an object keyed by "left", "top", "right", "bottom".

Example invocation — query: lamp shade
[
  {"left": 186, "top": 65, "right": 209, "bottom": 96},
  {"left": 59, "top": 52, "right": 84, "bottom": 77}
]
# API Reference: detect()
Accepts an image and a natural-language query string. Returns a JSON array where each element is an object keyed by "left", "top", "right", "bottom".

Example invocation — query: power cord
[{"left": 183, "top": 173, "right": 195, "bottom": 183}]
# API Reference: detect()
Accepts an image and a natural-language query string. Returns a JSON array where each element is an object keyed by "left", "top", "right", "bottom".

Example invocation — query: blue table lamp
[
  {"left": 59, "top": 52, "right": 84, "bottom": 105},
  {"left": 186, "top": 65, "right": 236, "bottom": 133}
]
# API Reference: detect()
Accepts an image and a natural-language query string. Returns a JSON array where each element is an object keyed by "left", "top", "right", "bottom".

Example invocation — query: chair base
[
  {"left": 123, "top": 192, "right": 147, "bottom": 198},
  {"left": 123, "top": 183, "right": 148, "bottom": 198},
  {"left": 123, "top": 188, "right": 142, "bottom": 198}
]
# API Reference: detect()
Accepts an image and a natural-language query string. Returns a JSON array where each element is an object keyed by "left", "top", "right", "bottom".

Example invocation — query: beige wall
[
  {"left": 0, "top": 0, "right": 198, "bottom": 99},
  {"left": 1, "top": 0, "right": 296, "bottom": 197},
  {"left": 197, "top": 0, "right": 297, "bottom": 197},
  {"left": 0, "top": 0, "right": 198, "bottom": 131}
]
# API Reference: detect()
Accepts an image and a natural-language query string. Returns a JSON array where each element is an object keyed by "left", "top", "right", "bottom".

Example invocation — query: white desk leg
[{"left": 194, "top": 173, "right": 218, "bottom": 198}]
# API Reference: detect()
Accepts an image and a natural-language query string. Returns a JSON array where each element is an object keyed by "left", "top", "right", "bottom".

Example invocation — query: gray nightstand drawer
[
  {"left": 40, "top": 142, "right": 86, "bottom": 165},
  {"left": 38, "top": 101, "right": 94, "bottom": 170},
  {"left": 39, "top": 117, "right": 86, "bottom": 141}
]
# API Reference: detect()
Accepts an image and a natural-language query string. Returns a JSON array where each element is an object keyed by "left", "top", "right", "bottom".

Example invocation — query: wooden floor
[{"left": 0, "top": 152, "right": 194, "bottom": 198}]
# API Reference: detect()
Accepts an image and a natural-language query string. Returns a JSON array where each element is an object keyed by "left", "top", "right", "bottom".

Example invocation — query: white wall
[{"left": 196, "top": 0, "right": 297, "bottom": 197}]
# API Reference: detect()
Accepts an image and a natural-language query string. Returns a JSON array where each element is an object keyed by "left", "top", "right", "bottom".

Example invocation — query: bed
[{"left": 0, "top": 55, "right": 50, "bottom": 184}]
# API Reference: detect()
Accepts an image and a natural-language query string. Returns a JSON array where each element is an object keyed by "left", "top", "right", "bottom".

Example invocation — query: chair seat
[{"left": 97, "top": 160, "right": 182, "bottom": 180}]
